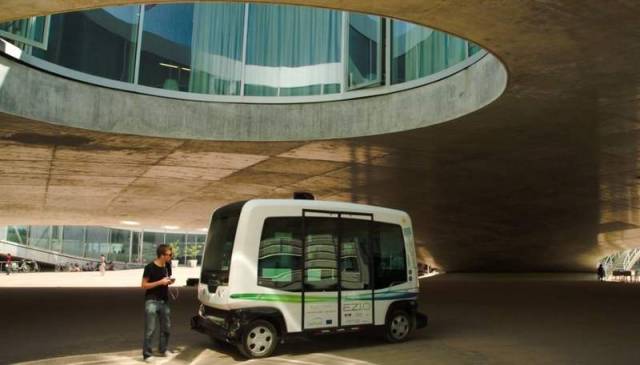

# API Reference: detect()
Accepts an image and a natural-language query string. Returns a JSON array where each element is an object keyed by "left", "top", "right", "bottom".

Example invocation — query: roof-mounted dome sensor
[{"left": 293, "top": 192, "right": 315, "bottom": 200}]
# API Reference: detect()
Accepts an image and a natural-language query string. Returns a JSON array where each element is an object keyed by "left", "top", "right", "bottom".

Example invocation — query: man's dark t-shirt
[{"left": 143, "top": 262, "right": 172, "bottom": 301}]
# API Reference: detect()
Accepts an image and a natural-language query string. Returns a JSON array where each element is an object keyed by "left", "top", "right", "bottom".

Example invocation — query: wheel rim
[
  {"left": 390, "top": 314, "right": 410, "bottom": 340},
  {"left": 246, "top": 325, "right": 273, "bottom": 356}
]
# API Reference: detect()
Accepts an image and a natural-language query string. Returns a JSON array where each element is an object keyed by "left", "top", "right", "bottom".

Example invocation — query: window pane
[
  {"left": 348, "top": 13, "right": 381, "bottom": 89},
  {"left": 7, "top": 226, "right": 28, "bottom": 245},
  {"left": 85, "top": 227, "right": 110, "bottom": 259},
  {"left": 131, "top": 232, "right": 141, "bottom": 263},
  {"left": 392, "top": 21, "right": 466, "bottom": 84},
  {"left": 469, "top": 42, "right": 482, "bottom": 56},
  {"left": 0, "top": 16, "right": 47, "bottom": 45},
  {"left": 245, "top": 4, "right": 342, "bottom": 96},
  {"left": 201, "top": 202, "right": 244, "bottom": 284},
  {"left": 110, "top": 229, "right": 131, "bottom": 262},
  {"left": 51, "top": 226, "right": 62, "bottom": 252},
  {"left": 142, "top": 231, "right": 164, "bottom": 263},
  {"left": 63, "top": 226, "right": 85, "bottom": 257},
  {"left": 165, "top": 233, "right": 185, "bottom": 263},
  {"left": 31, "top": 6, "right": 139, "bottom": 82},
  {"left": 258, "top": 217, "right": 303, "bottom": 291},
  {"left": 305, "top": 218, "right": 338, "bottom": 291},
  {"left": 29, "top": 226, "right": 50, "bottom": 250},
  {"left": 373, "top": 222, "right": 407, "bottom": 288},
  {"left": 446, "top": 34, "right": 467, "bottom": 67},
  {"left": 341, "top": 219, "right": 371, "bottom": 290},
  {"left": 139, "top": 3, "right": 245, "bottom": 95}
]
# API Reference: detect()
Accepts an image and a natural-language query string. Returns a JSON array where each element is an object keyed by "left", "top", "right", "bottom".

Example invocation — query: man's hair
[{"left": 156, "top": 244, "right": 172, "bottom": 258}]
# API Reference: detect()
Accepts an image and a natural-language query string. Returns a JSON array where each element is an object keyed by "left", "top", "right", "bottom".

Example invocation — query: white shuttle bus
[{"left": 191, "top": 195, "right": 427, "bottom": 358}]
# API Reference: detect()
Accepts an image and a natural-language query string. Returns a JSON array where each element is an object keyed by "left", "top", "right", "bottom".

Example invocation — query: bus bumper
[{"left": 191, "top": 314, "right": 241, "bottom": 344}]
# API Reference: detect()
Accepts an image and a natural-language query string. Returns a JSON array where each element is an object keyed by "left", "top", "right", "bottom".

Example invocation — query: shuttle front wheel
[
  {"left": 238, "top": 319, "right": 279, "bottom": 358},
  {"left": 385, "top": 309, "right": 414, "bottom": 342}
]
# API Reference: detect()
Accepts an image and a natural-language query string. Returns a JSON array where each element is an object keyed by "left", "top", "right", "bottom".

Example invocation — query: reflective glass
[
  {"left": 7, "top": 226, "right": 28, "bottom": 245},
  {"left": 258, "top": 217, "right": 303, "bottom": 291},
  {"left": 139, "top": 3, "right": 245, "bottom": 95},
  {"left": 142, "top": 231, "right": 164, "bottom": 262},
  {"left": 62, "top": 226, "right": 85, "bottom": 257},
  {"left": 0, "top": 16, "right": 47, "bottom": 45},
  {"left": 469, "top": 42, "right": 482, "bottom": 56},
  {"left": 51, "top": 226, "right": 62, "bottom": 252},
  {"left": 245, "top": 4, "right": 342, "bottom": 96},
  {"left": 304, "top": 218, "right": 338, "bottom": 291},
  {"left": 392, "top": 20, "right": 469, "bottom": 84},
  {"left": 194, "top": 235, "right": 205, "bottom": 265},
  {"left": 29, "top": 226, "right": 50, "bottom": 250},
  {"left": 348, "top": 13, "right": 381, "bottom": 89},
  {"left": 85, "top": 227, "right": 110, "bottom": 259},
  {"left": 0, "top": 3, "right": 484, "bottom": 100},
  {"left": 31, "top": 6, "right": 139, "bottom": 82},
  {"left": 110, "top": 229, "right": 131, "bottom": 262},
  {"left": 341, "top": 219, "right": 371, "bottom": 290},
  {"left": 373, "top": 222, "right": 407, "bottom": 288},
  {"left": 131, "top": 232, "right": 141, "bottom": 263}
]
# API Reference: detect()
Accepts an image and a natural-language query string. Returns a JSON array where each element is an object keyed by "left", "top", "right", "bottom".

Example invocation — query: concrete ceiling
[{"left": 1, "top": 1, "right": 640, "bottom": 271}]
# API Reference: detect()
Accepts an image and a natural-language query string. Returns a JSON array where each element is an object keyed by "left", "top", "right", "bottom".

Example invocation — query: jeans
[{"left": 143, "top": 299, "right": 171, "bottom": 358}]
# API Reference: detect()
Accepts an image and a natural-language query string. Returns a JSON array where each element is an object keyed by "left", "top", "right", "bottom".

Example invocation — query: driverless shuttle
[{"left": 191, "top": 197, "right": 427, "bottom": 358}]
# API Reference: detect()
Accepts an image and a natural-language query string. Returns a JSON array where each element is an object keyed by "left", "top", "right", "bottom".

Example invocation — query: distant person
[
  {"left": 99, "top": 255, "right": 106, "bottom": 276},
  {"left": 141, "top": 244, "right": 175, "bottom": 361},
  {"left": 5, "top": 253, "right": 11, "bottom": 275},
  {"left": 597, "top": 264, "right": 606, "bottom": 281}
]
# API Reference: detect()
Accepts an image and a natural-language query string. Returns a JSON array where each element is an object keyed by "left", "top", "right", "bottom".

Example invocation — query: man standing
[
  {"left": 5, "top": 253, "right": 11, "bottom": 275},
  {"left": 141, "top": 244, "right": 175, "bottom": 361},
  {"left": 597, "top": 263, "right": 606, "bottom": 281},
  {"left": 99, "top": 254, "right": 106, "bottom": 276}
]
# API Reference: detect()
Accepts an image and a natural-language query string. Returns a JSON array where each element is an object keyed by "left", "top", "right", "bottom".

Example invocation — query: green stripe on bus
[{"left": 229, "top": 291, "right": 417, "bottom": 302}]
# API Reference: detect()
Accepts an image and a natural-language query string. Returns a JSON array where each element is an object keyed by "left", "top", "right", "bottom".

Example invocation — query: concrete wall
[{"left": 0, "top": 51, "right": 506, "bottom": 141}]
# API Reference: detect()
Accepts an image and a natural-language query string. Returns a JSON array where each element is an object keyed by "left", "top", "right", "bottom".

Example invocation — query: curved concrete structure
[
  {"left": 1, "top": 1, "right": 640, "bottom": 272},
  {"left": 0, "top": 48, "right": 506, "bottom": 141}
]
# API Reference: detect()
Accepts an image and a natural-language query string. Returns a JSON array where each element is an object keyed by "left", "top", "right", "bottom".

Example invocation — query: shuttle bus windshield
[{"left": 201, "top": 201, "right": 246, "bottom": 286}]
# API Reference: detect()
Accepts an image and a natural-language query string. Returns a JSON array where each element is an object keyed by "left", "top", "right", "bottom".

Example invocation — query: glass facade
[
  {"left": 391, "top": 20, "right": 467, "bottom": 84},
  {"left": 0, "top": 15, "right": 48, "bottom": 47},
  {"left": 31, "top": 6, "right": 139, "bottom": 82},
  {"left": 1, "top": 2, "right": 485, "bottom": 101},
  {"left": 85, "top": 227, "right": 110, "bottom": 259},
  {"left": 348, "top": 14, "right": 381, "bottom": 89},
  {"left": 245, "top": 4, "right": 341, "bottom": 96},
  {"left": 62, "top": 226, "right": 85, "bottom": 257},
  {"left": 1, "top": 225, "right": 206, "bottom": 265}
]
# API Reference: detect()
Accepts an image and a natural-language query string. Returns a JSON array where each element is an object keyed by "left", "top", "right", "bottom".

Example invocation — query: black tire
[
  {"left": 237, "top": 319, "right": 279, "bottom": 358},
  {"left": 384, "top": 309, "right": 414, "bottom": 343}
]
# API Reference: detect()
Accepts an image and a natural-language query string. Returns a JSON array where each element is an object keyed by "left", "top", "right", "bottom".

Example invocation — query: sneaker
[
  {"left": 156, "top": 350, "right": 177, "bottom": 357},
  {"left": 143, "top": 355, "right": 155, "bottom": 363}
]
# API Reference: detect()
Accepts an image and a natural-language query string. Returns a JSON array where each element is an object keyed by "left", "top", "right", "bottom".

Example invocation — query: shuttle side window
[
  {"left": 257, "top": 217, "right": 303, "bottom": 292},
  {"left": 304, "top": 218, "right": 339, "bottom": 291},
  {"left": 373, "top": 222, "right": 407, "bottom": 288},
  {"left": 340, "top": 218, "right": 371, "bottom": 290}
]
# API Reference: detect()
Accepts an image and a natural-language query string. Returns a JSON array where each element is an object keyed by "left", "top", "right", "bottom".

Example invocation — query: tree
[{"left": 186, "top": 243, "right": 204, "bottom": 261}]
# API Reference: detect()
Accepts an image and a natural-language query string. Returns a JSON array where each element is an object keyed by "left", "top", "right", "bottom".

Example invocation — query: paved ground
[
  {"left": 0, "top": 267, "right": 201, "bottom": 288},
  {"left": 2, "top": 274, "right": 639, "bottom": 365}
]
